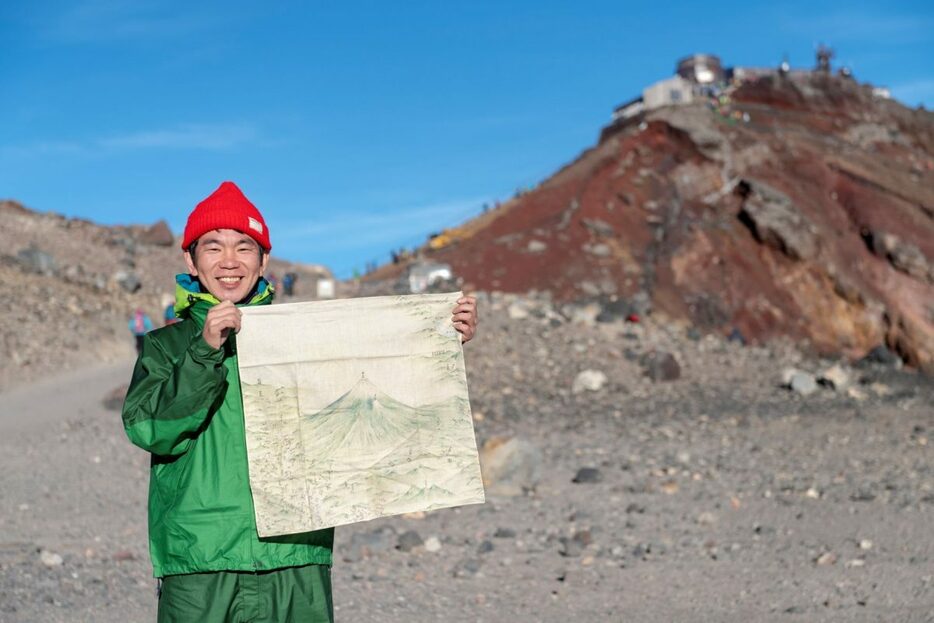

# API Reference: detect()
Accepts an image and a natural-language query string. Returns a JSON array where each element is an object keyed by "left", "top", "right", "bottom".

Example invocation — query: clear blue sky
[{"left": 2, "top": 1, "right": 931, "bottom": 277}]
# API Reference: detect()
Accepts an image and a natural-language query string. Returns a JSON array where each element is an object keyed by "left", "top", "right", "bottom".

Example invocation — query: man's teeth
[{"left": 219, "top": 277, "right": 242, "bottom": 283}]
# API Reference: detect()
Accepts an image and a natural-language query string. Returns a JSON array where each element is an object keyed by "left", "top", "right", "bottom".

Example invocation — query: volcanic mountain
[
  {"left": 301, "top": 375, "right": 446, "bottom": 465},
  {"left": 369, "top": 71, "right": 934, "bottom": 372}
]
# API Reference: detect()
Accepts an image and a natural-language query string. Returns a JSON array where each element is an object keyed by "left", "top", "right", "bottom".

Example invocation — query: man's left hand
[{"left": 452, "top": 295, "right": 478, "bottom": 344}]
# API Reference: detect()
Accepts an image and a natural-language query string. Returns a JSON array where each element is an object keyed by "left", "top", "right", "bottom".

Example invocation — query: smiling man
[{"left": 121, "top": 181, "right": 478, "bottom": 622}]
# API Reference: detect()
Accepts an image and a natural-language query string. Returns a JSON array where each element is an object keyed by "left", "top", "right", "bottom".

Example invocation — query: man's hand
[
  {"left": 452, "top": 295, "right": 478, "bottom": 344},
  {"left": 202, "top": 300, "right": 242, "bottom": 350}
]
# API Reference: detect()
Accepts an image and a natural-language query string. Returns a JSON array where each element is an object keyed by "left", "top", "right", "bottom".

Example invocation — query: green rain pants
[{"left": 157, "top": 564, "right": 333, "bottom": 623}]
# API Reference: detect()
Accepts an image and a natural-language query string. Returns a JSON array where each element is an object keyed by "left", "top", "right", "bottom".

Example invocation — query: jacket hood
[{"left": 174, "top": 273, "right": 274, "bottom": 319}]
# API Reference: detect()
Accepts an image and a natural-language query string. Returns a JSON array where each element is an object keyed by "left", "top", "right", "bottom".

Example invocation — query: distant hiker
[
  {"left": 282, "top": 271, "right": 296, "bottom": 296},
  {"left": 128, "top": 308, "right": 153, "bottom": 354},
  {"left": 120, "top": 179, "right": 481, "bottom": 622}
]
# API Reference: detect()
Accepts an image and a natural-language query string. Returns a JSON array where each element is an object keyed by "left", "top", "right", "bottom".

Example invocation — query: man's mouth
[{"left": 217, "top": 276, "right": 243, "bottom": 284}]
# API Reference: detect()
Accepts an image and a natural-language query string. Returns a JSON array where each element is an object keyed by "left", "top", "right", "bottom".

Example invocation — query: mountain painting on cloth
[{"left": 236, "top": 292, "right": 485, "bottom": 536}]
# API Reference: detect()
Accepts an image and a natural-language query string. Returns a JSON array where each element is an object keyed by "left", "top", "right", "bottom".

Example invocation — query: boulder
[
  {"left": 16, "top": 246, "right": 57, "bottom": 276},
  {"left": 139, "top": 220, "right": 175, "bottom": 247}
]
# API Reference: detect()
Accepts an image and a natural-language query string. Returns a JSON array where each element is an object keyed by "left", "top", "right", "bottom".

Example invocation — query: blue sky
[{"left": 1, "top": 1, "right": 931, "bottom": 277}]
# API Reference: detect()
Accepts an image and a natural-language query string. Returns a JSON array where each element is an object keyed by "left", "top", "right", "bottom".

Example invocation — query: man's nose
[{"left": 220, "top": 248, "right": 239, "bottom": 266}]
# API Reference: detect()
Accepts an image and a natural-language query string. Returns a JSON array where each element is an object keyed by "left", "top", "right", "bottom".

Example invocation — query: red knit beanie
[{"left": 182, "top": 181, "right": 271, "bottom": 251}]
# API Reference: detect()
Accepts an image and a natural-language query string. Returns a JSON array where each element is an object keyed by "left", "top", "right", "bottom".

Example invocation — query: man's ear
[
  {"left": 184, "top": 250, "right": 199, "bottom": 276},
  {"left": 259, "top": 250, "right": 269, "bottom": 275}
]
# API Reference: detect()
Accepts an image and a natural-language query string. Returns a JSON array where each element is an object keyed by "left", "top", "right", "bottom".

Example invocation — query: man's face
[{"left": 184, "top": 229, "right": 269, "bottom": 303}]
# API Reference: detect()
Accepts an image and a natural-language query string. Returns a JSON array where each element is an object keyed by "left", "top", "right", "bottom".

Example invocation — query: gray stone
[
  {"left": 113, "top": 270, "right": 142, "bottom": 293},
  {"left": 16, "top": 246, "right": 57, "bottom": 276},
  {"left": 641, "top": 351, "right": 681, "bottom": 382},
  {"left": 479, "top": 437, "right": 543, "bottom": 496},
  {"left": 452, "top": 558, "right": 483, "bottom": 578},
  {"left": 789, "top": 371, "right": 818, "bottom": 396},
  {"left": 859, "top": 345, "right": 900, "bottom": 367},
  {"left": 343, "top": 526, "right": 396, "bottom": 562},
  {"left": 738, "top": 179, "right": 819, "bottom": 261},
  {"left": 572, "top": 467, "right": 603, "bottom": 484},
  {"left": 396, "top": 530, "right": 424, "bottom": 552}
]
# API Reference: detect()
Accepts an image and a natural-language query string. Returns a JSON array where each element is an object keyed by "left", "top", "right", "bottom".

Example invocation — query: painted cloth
[
  {"left": 157, "top": 564, "right": 333, "bottom": 623},
  {"left": 122, "top": 274, "right": 333, "bottom": 578}
]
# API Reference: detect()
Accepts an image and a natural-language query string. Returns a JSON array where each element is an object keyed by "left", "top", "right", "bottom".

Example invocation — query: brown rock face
[{"left": 403, "top": 74, "right": 934, "bottom": 372}]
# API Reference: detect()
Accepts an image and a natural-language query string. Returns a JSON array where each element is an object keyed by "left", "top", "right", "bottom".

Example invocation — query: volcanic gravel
[{"left": 1, "top": 292, "right": 932, "bottom": 622}]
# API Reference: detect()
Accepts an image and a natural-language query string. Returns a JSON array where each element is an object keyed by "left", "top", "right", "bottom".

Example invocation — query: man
[{"left": 122, "top": 181, "right": 478, "bottom": 622}]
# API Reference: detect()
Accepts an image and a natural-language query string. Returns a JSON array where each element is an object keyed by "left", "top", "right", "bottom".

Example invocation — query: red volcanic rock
[{"left": 390, "top": 73, "right": 934, "bottom": 372}]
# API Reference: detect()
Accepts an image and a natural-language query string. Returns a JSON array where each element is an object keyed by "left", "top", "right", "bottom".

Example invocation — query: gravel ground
[{"left": 1, "top": 294, "right": 932, "bottom": 622}]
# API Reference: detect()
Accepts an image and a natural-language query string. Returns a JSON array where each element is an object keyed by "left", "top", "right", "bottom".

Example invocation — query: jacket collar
[{"left": 174, "top": 273, "right": 275, "bottom": 323}]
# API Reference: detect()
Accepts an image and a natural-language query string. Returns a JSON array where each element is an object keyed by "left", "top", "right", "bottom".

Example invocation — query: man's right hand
[{"left": 202, "top": 300, "right": 242, "bottom": 350}]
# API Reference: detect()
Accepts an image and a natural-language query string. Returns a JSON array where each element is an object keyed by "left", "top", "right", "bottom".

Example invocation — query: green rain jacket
[{"left": 122, "top": 275, "right": 333, "bottom": 578}]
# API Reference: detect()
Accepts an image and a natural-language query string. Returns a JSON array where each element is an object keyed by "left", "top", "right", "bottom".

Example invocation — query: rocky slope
[
  {"left": 370, "top": 73, "right": 934, "bottom": 373},
  {"left": 0, "top": 200, "right": 329, "bottom": 390}
]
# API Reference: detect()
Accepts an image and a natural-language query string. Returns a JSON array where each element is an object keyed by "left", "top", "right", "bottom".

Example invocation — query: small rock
[
  {"left": 696, "top": 512, "right": 717, "bottom": 526},
  {"left": 584, "top": 243, "right": 612, "bottom": 257},
  {"left": 424, "top": 536, "right": 442, "bottom": 553},
  {"left": 558, "top": 537, "right": 583, "bottom": 557},
  {"left": 527, "top": 240, "right": 547, "bottom": 253},
  {"left": 572, "top": 369, "right": 607, "bottom": 394},
  {"left": 818, "top": 364, "right": 850, "bottom": 391},
  {"left": 112, "top": 270, "right": 142, "bottom": 293},
  {"left": 789, "top": 371, "right": 818, "bottom": 396},
  {"left": 112, "top": 550, "right": 136, "bottom": 562},
  {"left": 344, "top": 526, "right": 396, "bottom": 562},
  {"left": 572, "top": 467, "right": 603, "bottom": 484},
  {"left": 859, "top": 345, "right": 900, "bottom": 367},
  {"left": 641, "top": 351, "right": 681, "bottom": 382},
  {"left": 101, "top": 385, "right": 129, "bottom": 411},
  {"left": 805, "top": 487, "right": 821, "bottom": 499},
  {"left": 507, "top": 303, "right": 529, "bottom": 320},
  {"left": 859, "top": 539, "right": 873, "bottom": 551},
  {"left": 847, "top": 386, "right": 868, "bottom": 401},
  {"left": 477, "top": 540, "right": 495, "bottom": 555},
  {"left": 452, "top": 558, "right": 482, "bottom": 578},
  {"left": 815, "top": 551, "right": 837, "bottom": 566},
  {"left": 567, "top": 302, "right": 601, "bottom": 326},
  {"left": 40, "top": 551, "right": 63, "bottom": 567},
  {"left": 396, "top": 530, "right": 424, "bottom": 553},
  {"left": 493, "top": 528, "right": 516, "bottom": 539}
]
